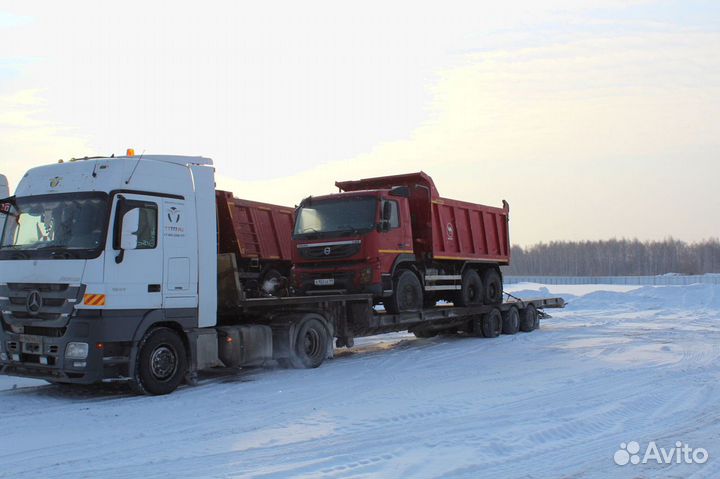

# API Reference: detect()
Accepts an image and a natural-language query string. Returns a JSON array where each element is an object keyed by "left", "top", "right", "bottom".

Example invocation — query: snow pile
[
  {"left": 1, "top": 284, "right": 719, "bottom": 478},
  {"left": 570, "top": 284, "right": 720, "bottom": 311}
]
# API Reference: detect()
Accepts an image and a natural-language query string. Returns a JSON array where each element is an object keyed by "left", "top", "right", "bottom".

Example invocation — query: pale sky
[{"left": 0, "top": 1, "right": 718, "bottom": 246}]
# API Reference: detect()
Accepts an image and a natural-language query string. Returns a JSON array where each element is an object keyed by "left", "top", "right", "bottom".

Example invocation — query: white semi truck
[{"left": 0, "top": 154, "right": 564, "bottom": 394}]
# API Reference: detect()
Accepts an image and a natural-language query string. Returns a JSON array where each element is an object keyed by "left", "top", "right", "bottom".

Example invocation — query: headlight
[
  {"left": 65, "top": 342, "right": 89, "bottom": 359},
  {"left": 359, "top": 266, "right": 373, "bottom": 285}
]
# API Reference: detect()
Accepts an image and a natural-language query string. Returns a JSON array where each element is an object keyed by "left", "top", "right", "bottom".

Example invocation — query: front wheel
[
  {"left": 384, "top": 270, "right": 423, "bottom": 314},
  {"left": 132, "top": 327, "right": 187, "bottom": 395}
]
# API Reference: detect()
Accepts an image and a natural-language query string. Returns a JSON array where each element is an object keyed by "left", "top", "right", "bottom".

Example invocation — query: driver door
[{"left": 104, "top": 193, "right": 163, "bottom": 309}]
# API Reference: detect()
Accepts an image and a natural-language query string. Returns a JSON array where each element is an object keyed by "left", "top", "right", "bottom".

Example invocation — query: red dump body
[
  {"left": 335, "top": 172, "right": 510, "bottom": 264},
  {"left": 215, "top": 190, "right": 294, "bottom": 264}
]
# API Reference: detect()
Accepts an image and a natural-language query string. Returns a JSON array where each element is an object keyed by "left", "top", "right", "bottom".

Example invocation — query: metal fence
[{"left": 504, "top": 275, "right": 720, "bottom": 286}]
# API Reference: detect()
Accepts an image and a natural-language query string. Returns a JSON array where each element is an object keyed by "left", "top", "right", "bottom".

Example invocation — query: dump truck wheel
[
  {"left": 132, "top": 328, "right": 187, "bottom": 395},
  {"left": 502, "top": 307, "right": 520, "bottom": 334},
  {"left": 481, "top": 308, "right": 502, "bottom": 338},
  {"left": 520, "top": 304, "right": 538, "bottom": 332},
  {"left": 482, "top": 269, "right": 503, "bottom": 305},
  {"left": 385, "top": 270, "right": 423, "bottom": 314},
  {"left": 290, "top": 317, "right": 329, "bottom": 369},
  {"left": 455, "top": 269, "right": 483, "bottom": 306}
]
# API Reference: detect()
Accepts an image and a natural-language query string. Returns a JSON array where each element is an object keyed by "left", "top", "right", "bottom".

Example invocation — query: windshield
[
  {"left": 0, "top": 193, "right": 109, "bottom": 259},
  {"left": 294, "top": 196, "right": 377, "bottom": 238}
]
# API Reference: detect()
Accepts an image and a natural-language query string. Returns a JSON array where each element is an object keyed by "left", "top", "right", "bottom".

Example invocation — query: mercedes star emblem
[{"left": 26, "top": 290, "right": 43, "bottom": 315}]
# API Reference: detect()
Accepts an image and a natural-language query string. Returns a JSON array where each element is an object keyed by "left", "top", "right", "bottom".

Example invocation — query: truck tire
[
  {"left": 132, "top": 327, "right": 188, "bottom": 395},
  {"left": 481, "top": 308, "right": 502, "bottom": 338},
  {"left": 482, "top": 269, "right": 503, "bottom": 305},
  {"left": 385, "top": 270, "right": 423, "bottom": 314},
  {"left": 289, "top": 317, "right": 329, "bottom": 369},
  {"left": 520, "top": 304, "right": 538, "bottom": 332},
  {"left": 502, "top": 307, "right": 520, "bottom": 334},
  {"left": 455, "top": 269, "right": 483, "bottom": 306}
]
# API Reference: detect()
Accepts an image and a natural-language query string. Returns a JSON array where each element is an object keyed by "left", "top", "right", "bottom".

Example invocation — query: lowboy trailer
[{"left": 0, "top": 154, "right": 564, "bottom": 395}]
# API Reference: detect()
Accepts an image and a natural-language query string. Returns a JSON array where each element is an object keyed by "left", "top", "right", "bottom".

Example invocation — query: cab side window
[
  {"left": 114, "top": 198, "right": 158, "bottom": 250},
  {"left": 135, "top": 204, "right": 158, "bottom": 249}
]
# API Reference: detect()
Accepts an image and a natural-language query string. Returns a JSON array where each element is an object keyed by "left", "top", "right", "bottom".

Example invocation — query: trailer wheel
[
  {"left": 455, "top": 269, "right": 483, "bottom": 306},
  {"left": 482, "top": 269, "right": 503, "bottom": 305},
  {"left": 290, "top": 317, "right": 329, "bottom": 369},
  {"left": 385, "top": 270, "right": 423, "bottom": 314},
  {"left": 520, "top": 304, "right": 538, "bottom": 332},
  {"left": 502, "top": 307, "right": 520, "bottom": 335},
  {"left": 132, "top": 327, "right": 188, "bottom": 395},
  {"left": 481, "top": 308, "right": 502, "bottom": 338}
]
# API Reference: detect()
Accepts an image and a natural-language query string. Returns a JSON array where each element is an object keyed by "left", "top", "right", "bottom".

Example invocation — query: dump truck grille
[{"left": 298, "top": 241, "right": 361, "bottom": 260}]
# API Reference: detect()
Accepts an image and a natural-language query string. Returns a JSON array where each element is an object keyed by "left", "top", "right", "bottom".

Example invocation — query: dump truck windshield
[
  {"left": 0, "top": 192, "right": 109, "bottom": 259},
  {"left": 294, "top": 196, "right": 376, "bottom": 239}
]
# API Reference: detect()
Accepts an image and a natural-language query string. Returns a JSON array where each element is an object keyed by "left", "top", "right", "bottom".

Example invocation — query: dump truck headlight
[
  {"left": 359, "top": 266, "right": 373, "bottom": 285},
  {"left": 65, "top": 342, "right": 89, "bottom": 359}
]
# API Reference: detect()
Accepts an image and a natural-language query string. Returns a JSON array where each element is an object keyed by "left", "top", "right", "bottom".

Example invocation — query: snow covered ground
[{"left": 1, "top": 283, "right": 719, "bottom": 478}]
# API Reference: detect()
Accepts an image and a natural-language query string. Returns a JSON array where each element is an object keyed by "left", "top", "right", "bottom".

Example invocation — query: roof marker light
[{"left": 126, "top": 148, "right": 135, "bottom": 157}]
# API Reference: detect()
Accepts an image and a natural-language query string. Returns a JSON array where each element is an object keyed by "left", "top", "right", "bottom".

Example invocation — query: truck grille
[
  {"left": 0, "top": 283, "right": 84, "bottom": 327},
  {"left": 298, "top": 241, "right": 361, "bottom": 260}
]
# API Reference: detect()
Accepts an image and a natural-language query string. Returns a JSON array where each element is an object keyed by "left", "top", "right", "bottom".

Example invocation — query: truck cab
[
  {"left": 0, "top": 154, "right": 218, "bottom": 393},
  {"left": 292, "top": 188, "right": 413, "bottom": 299}
]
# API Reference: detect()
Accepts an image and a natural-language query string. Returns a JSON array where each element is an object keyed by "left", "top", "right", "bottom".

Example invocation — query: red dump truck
[
  {"left": 292, "top": 172, "right": 510, "bottom": 312},
  {"left": 215, "top": 191, "right": 294, "bottom": 296}
]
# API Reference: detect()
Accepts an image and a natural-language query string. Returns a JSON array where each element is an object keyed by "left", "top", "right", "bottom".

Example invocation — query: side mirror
[
  {"left": 382, "top": 201, "right": 392, "bottom": 221},
  {"left": 120, "top": 208, "right": 140, "bottom": 250},
  {"left": 377, "top": 201, "right": 392, "bottom": 232}
]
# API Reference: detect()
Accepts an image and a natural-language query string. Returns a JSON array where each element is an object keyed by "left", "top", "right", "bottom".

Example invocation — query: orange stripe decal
[{"left": 84, "top": 294, "right": 106, "bottom": 306}]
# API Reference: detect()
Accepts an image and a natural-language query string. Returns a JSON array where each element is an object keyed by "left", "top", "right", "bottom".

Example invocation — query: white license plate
[
  {"left": 314, "top": 278, "right": 335, "bottom": 286},
  {"left": 19, "top": 334, "right": 43, "bottom": 344}
]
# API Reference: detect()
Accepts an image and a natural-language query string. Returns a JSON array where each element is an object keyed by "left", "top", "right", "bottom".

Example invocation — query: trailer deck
[{"left": 227, "top": 293, "right": 566, "bottom": 347}]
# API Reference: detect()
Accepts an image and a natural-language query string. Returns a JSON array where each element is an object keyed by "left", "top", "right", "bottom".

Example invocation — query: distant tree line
[{"left": 502, "top": 238, "right": 720, "bottom": 276}]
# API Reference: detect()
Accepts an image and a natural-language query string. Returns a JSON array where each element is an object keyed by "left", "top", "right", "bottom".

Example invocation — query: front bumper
[
  {"left": 294, "top": 266, "right": 383, "bottom": 296},
  {"left": 0, "top": 316, "right": 121, "bottom": 384}
]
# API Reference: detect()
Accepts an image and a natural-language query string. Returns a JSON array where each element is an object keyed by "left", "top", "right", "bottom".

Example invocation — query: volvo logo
[
  {"left": 323, "top": 247, "right": 332, "bottom": 256},
  {"left": 26, "top": 290, "right": 43, "bottom": 315}
]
